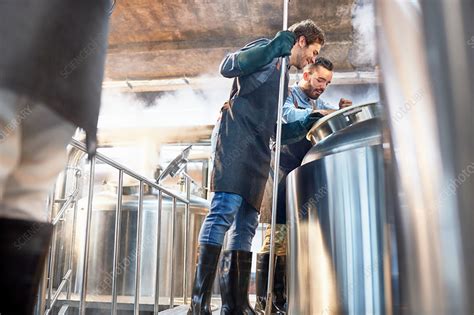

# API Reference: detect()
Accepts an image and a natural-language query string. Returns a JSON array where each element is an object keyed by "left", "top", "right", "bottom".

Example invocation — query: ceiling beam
[{"left": 102, "top": 71, "right": 379, "bottom": 93}]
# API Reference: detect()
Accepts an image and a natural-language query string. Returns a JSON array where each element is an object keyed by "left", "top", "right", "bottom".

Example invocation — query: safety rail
[
  {"left": 39, "top": 139, "right": 193, "bottom": 315},
  {"left": 44, "top": 168, "right": 81, "bottom": 315}
]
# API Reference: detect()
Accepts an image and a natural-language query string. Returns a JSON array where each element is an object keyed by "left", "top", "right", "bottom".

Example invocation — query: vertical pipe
[
  {"left": 169, "top": 197, "right": 177, "bottom": 308},
  {"left": 40, "top": 189, "right": 56, "bottom": 315},
  {"left": 134, "top": 181, "right": 145, "bottom": 315},
  {"left": 38, "top": 228, "right": 51, "bottom": 315},
  {"left": 67, "top": 170, "right": 81, "bottom": 300},
  {"left": 67, "top": 199, "right": 78, "bottom": 300},
  {"left": 266, "top": 1, "right": 289, "bottom": 313},
  {"left": 45, "top": 191, "right": 55, "bottom": 310},
  {"left": 154, "top": 190, "right": 163, "bottom": 315},
  {"left": 111, "top": 170, "right": 124, "bottom": 315},
  {"left": 183, "top": 177, "right": 191, "bottom": 303},
  {"left": 48, "top": 214, "right": 58, "bottom": 308},
  {"left": 79, "top": 157, "right": 96, "bottom": 315}
]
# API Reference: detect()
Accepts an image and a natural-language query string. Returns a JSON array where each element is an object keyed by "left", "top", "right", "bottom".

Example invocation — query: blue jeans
[{"left": 199, "top": 192, "right": 259, "bottom": 251}]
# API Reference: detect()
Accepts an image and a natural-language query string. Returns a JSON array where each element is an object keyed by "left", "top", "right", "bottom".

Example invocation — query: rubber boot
[
  {"left": 219, "top": 250, "right": 255, "bottom": 315},
  {"left": 273, "top": 256, "right": 287, "bottom": 313},
  {"left": 254, "top": 253, "right": 269, "bottom": 314},
  {"left": 254, "top": 253, "right": 285, "bottom": 315},
  {"left": 188, "top": 244, "right": 222, "bottom": 315},
  {"left": 0, "top": 218, "right": 53, "bottom": 315}
]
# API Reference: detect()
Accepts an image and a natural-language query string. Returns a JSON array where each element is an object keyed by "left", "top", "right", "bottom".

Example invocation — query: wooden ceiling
[{"left": 105, "top": 0, "right": 359, "bottom": 81}]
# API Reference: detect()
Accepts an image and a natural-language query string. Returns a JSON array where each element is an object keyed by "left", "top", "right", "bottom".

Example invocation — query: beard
[
  {"left": 294, "top": 52, "right": 308, "bottom": 70},
  {"left": 311, "top": 91, "right": 322, "bottom": 99},
  {"left": 301, "top": 85, "right": 321, "bottom": 100}
]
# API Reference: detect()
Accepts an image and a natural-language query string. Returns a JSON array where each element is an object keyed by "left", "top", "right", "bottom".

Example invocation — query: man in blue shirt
[
  {"left": 283, "top": 59, "right": 352, "bottom": 122},
  {"left": 255, "top": 58, "right": 352, "bottom": 314}
]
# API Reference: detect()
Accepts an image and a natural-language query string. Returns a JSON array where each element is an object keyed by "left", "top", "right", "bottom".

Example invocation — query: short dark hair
[
  {"left": 303, "top": 57, "right": 334, "bottom": 74},
  {"left": 315, "top": 57, "right": 333, "bottom": 71},
  {"left": 289, "top": 19, "right": 326, "bottom": 46}
]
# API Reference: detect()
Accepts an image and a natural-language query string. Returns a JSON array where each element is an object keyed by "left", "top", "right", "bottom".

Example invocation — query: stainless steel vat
[
  {"left": 70, "top": 191, "right": 208, "bottom": 300},
  {"left": 376, "top": 1, "right": 474, "bottom": 313},
  {"left": 287, "top": 115, "right": 393, "bottom": 314}
]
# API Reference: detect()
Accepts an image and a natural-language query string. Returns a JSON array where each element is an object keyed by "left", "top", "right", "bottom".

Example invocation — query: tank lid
[
  {"left": 306, "top": 102, "right": 382, "bottom": 145},
  {"left": 302, "top": 118, "right": 382, "bottom": 165}
]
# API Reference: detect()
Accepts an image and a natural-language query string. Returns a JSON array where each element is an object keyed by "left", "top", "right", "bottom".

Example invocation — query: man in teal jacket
[{"left": 188, "top": 20, "right": 326, "bottom": 315}]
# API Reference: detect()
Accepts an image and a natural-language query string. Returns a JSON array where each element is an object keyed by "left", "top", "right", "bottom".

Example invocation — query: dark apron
[
  {"left": 260, "top": 137, "right": 313, "bottom": 223},
  {"left": 211, "top": 61, "right": 288, "bottom": 211}
]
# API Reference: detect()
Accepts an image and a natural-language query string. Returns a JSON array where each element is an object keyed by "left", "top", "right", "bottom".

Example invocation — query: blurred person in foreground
[
  {"left": 188, "top": 20, "right": 326, "bottom": 315},
  {"left": 0, "top": 1, "right": 110, "bottom": 314},
  {"left": 256, "top": 58, "right": 352, "bottom": 314}
]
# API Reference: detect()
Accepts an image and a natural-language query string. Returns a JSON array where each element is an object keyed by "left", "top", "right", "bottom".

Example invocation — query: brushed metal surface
[
  {"left": 68, "top": 193, "right": 208, "bottom": 300},
  {"left": 306, "top": 103, "right": 382, "bottom": 146},
  {"left": 287, "top": 118, "right": 392, "bottom": 314}
]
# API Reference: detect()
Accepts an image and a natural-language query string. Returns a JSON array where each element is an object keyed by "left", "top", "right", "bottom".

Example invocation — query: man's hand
[
  {"left": 268, "top": 31, "right": 296, "bottom": 58},
  {"left": 339, "top": 98, "right": 352, "bottom": 109}
]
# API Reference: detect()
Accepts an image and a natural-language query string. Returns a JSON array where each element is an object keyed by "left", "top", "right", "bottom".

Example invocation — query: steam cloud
[
  {"left": 350, "top": 0, "right": 377, "bottom": 69},
  {"left": 320, "top": 84, "right": 380, "bottom": 108},
  {"left": 98, "top": 75, "right": 232, "bottom": 129}
]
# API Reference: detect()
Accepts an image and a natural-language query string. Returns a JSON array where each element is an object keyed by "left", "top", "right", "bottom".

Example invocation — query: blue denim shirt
[{"left": 282, "top": 82, "right": 337, "bottom": 123}]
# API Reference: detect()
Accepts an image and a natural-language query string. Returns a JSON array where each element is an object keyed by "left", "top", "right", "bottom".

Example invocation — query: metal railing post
[
  {"left": 66, "top": 171, "right": 81, "bottom": 300},
  {"left": 47, "top": 217, "right": 58, "bottom": 310},
  {"left": 154, "top": 190, "right": 163, "bottom": 315},
  {"left": 45, "top": 191, "right": 56, "bottom": 311},
  {"left": 169, "top": 197, "right": 177, "bottom": 309},
  {"left": 67, "top": 198, "right": 79, "bottom": 300},
  {"left": 134, "top": 181, "right": 144, "bottom": 315},
  {"left": 79, "top": 157, "right": 96, "bottom": 315},
  {"left": 45, "top": 270, "right": 72, "bottom": 315},
  {"left": 38, "top": 192, "right": 55, "bottom": 315},
  {"left": 183, "top": 176, "right": 191, "bottom": 304},
  {"left": 111, "top": 169, "right": 124, "bottom": 315}
]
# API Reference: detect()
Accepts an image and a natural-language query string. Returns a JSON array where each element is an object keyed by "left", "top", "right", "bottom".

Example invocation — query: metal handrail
[
  {"left": 46, "top": 169, "right": 82, "bottom": 314},
  {"left": 52, "top": 170, "right": 81, "bottom": 226},
  {"left": 70, "top": 139, "right": 193, "bottom": 313},
  {"left": 40, "top": 139, "right": 195, "bottom": 315},
  {"left": 45, "top": 270, "right": 72, "bottom": 315},
  {"left": 70, "top": 139, "right": 189, "bottom": 204}
]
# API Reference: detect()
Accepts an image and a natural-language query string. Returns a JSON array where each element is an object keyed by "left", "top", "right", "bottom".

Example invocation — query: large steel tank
[
  {"left": 376, "top": 1, "right": 474, "bottom": 313},
  {"left": 69, "top": 189, "right": 208, "bottom": 301},
  {"left": 286, "top": 103, "right": 394, "bottom": 314}
]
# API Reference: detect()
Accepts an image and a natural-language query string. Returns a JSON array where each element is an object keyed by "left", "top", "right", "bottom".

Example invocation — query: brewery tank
[
  {"left": 69, "top": 190, "right": 209, "bottom": 300},
  {"left": 286, "top": 104, "right": 394, "bottom": 314}
]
